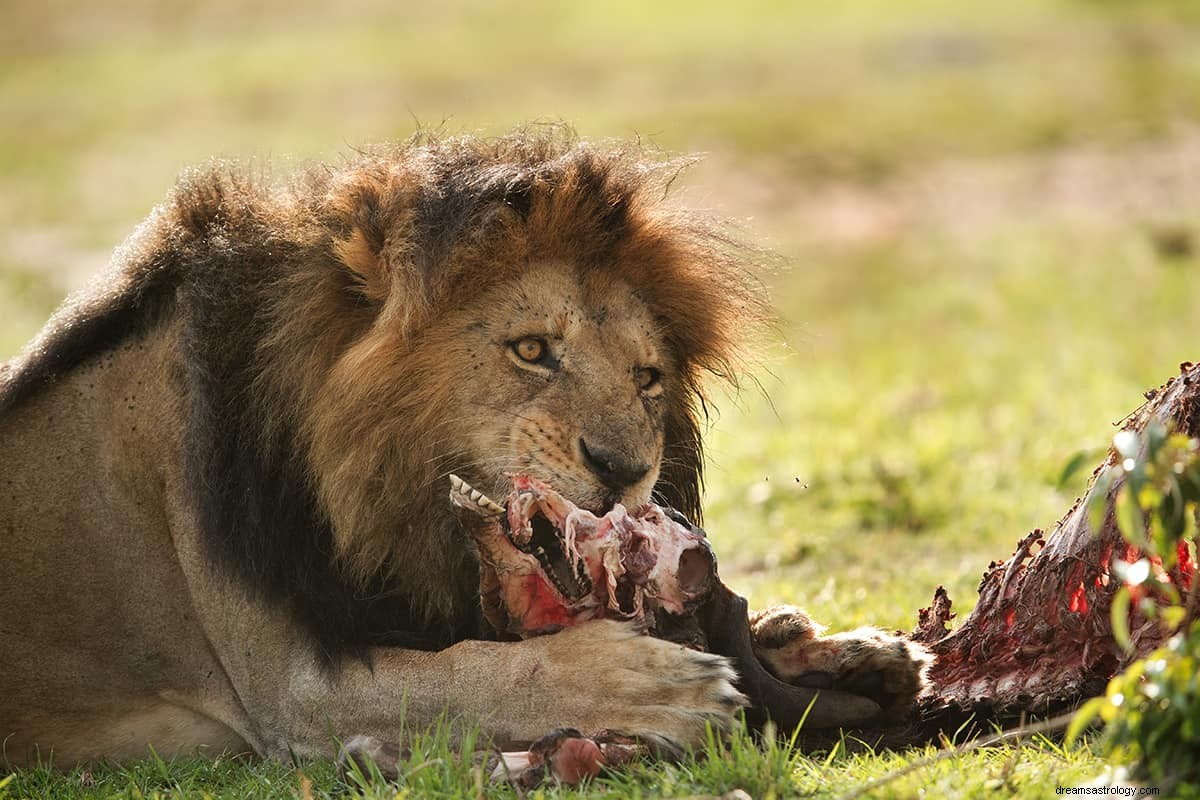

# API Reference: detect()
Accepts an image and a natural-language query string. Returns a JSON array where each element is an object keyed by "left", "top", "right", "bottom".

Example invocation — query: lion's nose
[{"left": 579, "top": 437, "right": 651, "bottom": 491}]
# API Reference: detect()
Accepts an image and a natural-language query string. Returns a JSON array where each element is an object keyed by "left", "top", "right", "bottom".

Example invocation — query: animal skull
[{"left": 449, "top": 473, "right": 716, "bottom": 640}]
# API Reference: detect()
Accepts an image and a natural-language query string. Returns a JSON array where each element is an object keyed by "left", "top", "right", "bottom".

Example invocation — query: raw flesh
[{"left": 911, "top": 361, "right": 1200, "bottom": 730}]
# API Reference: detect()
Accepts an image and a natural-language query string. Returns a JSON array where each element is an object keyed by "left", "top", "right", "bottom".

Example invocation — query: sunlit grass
[
  {"left": 3, "top": 0, "right": 1200, "bottom": 241},
  {"left": 705, "top": 224, "right": 1200, "bottom": 630},
  {"left": 0, "top": 725, "right": 1107, "bottom": 799}
]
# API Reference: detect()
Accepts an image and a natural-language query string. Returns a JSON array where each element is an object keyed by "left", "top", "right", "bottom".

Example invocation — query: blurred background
[{"left": 4, "top": 0, "right": 1200, "bottom": 629}]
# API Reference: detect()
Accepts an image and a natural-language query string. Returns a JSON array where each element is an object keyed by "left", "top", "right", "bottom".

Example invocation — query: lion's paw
[
  {"left": 750, "top": 605, "right": 932, "bottom": 723},
  {"left": 516, "top": 619, "right": 747, "bottom": 753}
]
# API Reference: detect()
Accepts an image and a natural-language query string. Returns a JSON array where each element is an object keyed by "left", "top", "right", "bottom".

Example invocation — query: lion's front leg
[
  {"left": 277, "top": 619, "right": 745, "bottom": 765},
  {"left": 428, "top": 620, "right": 748, "bottom": 752},
  {"left": 749, "top": 605, "right": 932, "bottom": 723}
]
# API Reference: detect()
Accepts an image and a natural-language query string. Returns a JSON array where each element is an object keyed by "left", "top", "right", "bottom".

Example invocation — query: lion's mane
[{"left": 0, "top": 128, "right": 767, "bottom": 656}]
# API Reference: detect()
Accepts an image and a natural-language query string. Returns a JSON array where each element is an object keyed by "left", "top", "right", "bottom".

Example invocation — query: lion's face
[
  {"left": 445, "top": 263, "right": 669, "bottom": 514},
  {"left": 295, "top": 132, "right": 762, "bottom": 604}
]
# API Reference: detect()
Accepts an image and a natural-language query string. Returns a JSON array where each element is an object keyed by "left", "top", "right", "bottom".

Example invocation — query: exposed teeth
[
  {"left": 529, "top": 526, "right": 592, "bottom": 600},
  {"left": 450, "top": 475, "right": 595, "bottom": 601},
  {"left": 448, "top": 474, "right": 505, "bottom": 517}
]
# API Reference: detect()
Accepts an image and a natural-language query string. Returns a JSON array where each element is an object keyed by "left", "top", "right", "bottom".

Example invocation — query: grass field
[{"left": 4, "top": 0, "right": 1200, "bottom": 796}]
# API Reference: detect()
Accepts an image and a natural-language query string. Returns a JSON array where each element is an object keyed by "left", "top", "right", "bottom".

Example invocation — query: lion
[{"left": 0, "top": 128, "right": 926, "bottom": 769}]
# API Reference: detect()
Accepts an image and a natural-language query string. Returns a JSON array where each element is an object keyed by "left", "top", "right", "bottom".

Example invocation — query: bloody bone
[
  {"left": 913, "top": 360, "right": 1200, "bottom": 727},
  {"left": 450, "top": 473, "right": 716, "bottom": 642},
  {"left": 487, "top": 729, "right": 645, "bottom": 789}
]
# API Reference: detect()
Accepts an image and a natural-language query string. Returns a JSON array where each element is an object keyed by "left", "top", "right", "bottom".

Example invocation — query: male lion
[{"left": 0, "top": 130, "right": 921, "bottom": 768}]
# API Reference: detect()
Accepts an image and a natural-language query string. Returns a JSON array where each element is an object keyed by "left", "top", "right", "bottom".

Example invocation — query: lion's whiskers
[{"left": 462, "top": 400, "right": 544, "bottom": 428}]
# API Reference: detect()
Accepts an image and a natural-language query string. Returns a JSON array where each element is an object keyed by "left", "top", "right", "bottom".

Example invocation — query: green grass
[
  {"left": 5, "top": 0, "right": 1200, "bottom": 796},
  {"left": 0, "top": 725, "right": 1107, "bottom": 799},
  {"left": 706, "top": 224, "right": 1200, "bottom": 630}
]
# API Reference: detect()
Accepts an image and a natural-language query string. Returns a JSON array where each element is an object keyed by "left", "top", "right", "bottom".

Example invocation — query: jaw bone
[{"left": 449, "top": 474, "right": 505, "bottom": 517}]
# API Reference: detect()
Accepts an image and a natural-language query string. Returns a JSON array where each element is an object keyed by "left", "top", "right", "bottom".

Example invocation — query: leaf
[
  {"left": 1151, "top": 516, "right": 1175, "bottom": 569},
  {"left": 1087, "top": 468, "right": 1116, "bottom": 534},
  {"left": 1112, "top": 587, "right": 1133, "bottom": 653},
  {"left": 1137, "top": 483, "right": 1162, "bottom": 514},
  {"left": 1147, "top": 422, "right": 1166, "bottom": 460},
  {"left": 1161, "top": 605, "right": 1186, "bottom": 631},
  {"left": 1182, "top": 470, "right": 1200, "bottom": 505},
  {"left": 1147, "top": 422, "right": 1168, "bottom": 461},
  {"left": 1058, "top": 449, "right": 1096, "bottom": 490},
  {"left": 1116, "top": 486, "right": 1145, "bottom": 544},
  {"left": 1067, "top": 696, "right": 1108, "bottom": 744},
  {"left": 1158, "top": 483, "right": 1187, "bottom": 553}
]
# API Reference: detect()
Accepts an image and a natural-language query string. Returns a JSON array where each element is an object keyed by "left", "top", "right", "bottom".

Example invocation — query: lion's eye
[
  {"left": 512, "top": 337, "right": 548, "bottom": 364},
  {"left": 635, "top": 366, "right": 661, "bottom": 393}
]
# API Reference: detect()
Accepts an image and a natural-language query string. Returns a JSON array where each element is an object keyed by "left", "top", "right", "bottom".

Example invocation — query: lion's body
[
  {"left": 0, "top": 320, "right": 253, "bottom": 762},
  {"left": 0, "top": 130, "right": 926, "bottom": 769},
  {"left": 0, "top": 131, "right": 768, "bottom": 767}
]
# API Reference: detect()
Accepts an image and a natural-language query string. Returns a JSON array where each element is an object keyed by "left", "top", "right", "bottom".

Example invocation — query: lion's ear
[{"left": 334, "top": 227, "right": 391, "bottom": 305}]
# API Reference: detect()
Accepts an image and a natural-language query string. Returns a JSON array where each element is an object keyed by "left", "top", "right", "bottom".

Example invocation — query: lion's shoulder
[
  {"left": 0, "top": 259, "right": 174, "bottom": 421},
  {"left": 0, "top": 165, "right": 283, "bottom": 420}
]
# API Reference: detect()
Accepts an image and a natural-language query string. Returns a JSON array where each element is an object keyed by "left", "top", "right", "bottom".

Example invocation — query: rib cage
[{"left": 910, "top": 361, "right": 1199, "bottom": 727}]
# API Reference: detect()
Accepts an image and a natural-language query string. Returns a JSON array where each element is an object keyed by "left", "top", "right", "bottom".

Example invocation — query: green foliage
[
  {"left": 1109, "top": 425, "right": 1200, "bottom": 576},
  {"left": 1077, "top": 629, "right": 1200, "bottom": 791},
  {"left": 1070, "top": 424, "right": 1200, "bottom": 791}
]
